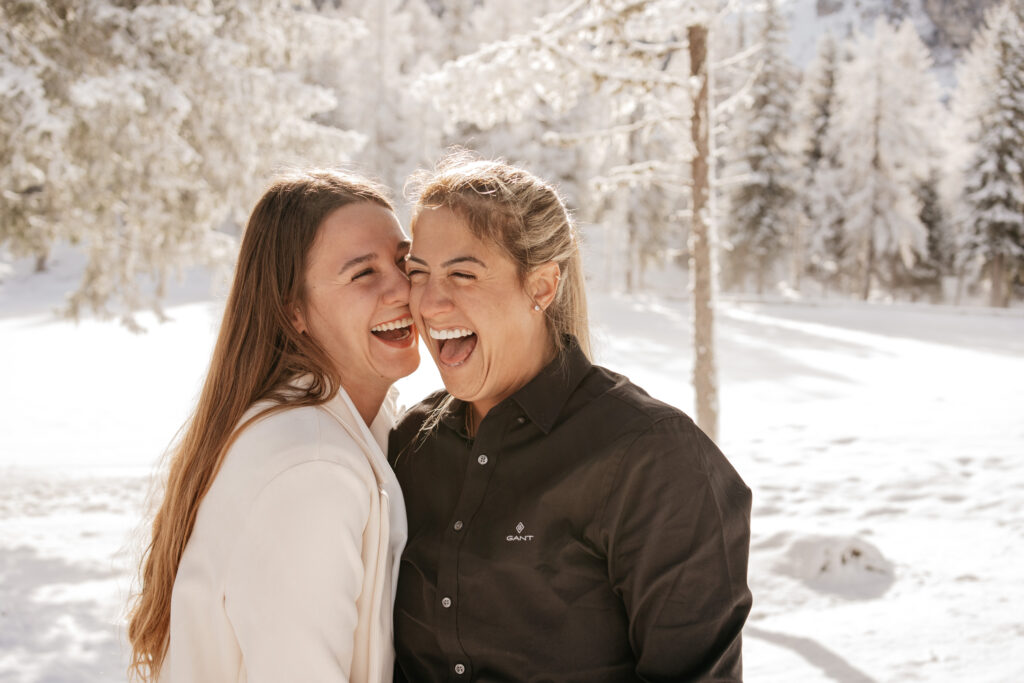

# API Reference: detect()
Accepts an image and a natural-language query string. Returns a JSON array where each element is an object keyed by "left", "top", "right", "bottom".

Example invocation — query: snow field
[
  {"left": 589, "top": 293, "right": 1024, "bottom": 681},
  {"left": 1, "top": 270, "right": 1023, "bottom": 681}
]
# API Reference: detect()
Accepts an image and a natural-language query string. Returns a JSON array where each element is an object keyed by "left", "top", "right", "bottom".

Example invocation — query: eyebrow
[
  {"left": 339, "top": 253, "right": 377, "bottom": 274},
  {"left": 406, "top": 255, "right": 488, "bottom": 269},
  {"left": 340, "top": 241, "right": 410, "bottom": 274}
]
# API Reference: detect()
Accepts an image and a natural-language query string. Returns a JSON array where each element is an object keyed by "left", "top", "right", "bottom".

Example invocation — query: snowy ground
[{"left": 1, "top": 252, "right": 1023, "bottom": 682}]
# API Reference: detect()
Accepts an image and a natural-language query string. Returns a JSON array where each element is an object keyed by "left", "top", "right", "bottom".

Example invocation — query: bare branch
[
  {"left": 542, "top": 113, "right": 687, "bottom": 145},
  {"left": 713, "top": 41, "right": 763, "bottom": 70},
  {"left": 592, "top": 159, "right": 692, "bottom": 189},
  {"left": 535, "top": 0, "right": 659, "bottom": 45},
  {"left": 713, "top": 58, "right": 761, "bottom": 117},
  {"left": 439, "top": 0, "right": 688, "bottom": 90},
  {"left": 713, "top": 172, "right": 757, "bottom": 188},
  {"left": 627, "top": 39, "right": 689, "bottom": 55},
  {"left": 538, "top": 34, "right": 691, "bottom": 87}
]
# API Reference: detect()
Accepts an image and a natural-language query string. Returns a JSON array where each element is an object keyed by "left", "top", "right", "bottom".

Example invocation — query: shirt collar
[
  {"left": 511, "top": 337, "right": 592, "bottom": 434},
  {"left": 439, "top": 396, "right": 471, "bottom": 437},
  {"left": 436, "top": 337, "right": 592, "bottom": 436}
]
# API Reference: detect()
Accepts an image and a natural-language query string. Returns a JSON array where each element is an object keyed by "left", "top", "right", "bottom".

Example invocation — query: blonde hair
[
  {"left": 126, "top": 169, "right": 393, "bottom": 681},
  {"left": 408, "top": 149, "right": 591, "bottom": 358}
]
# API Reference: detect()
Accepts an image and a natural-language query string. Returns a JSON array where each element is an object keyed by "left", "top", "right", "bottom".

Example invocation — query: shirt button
[
  {"left": 477, "top": 454, "right": 488, "bottom": 465},
  {"left": 453, "top": 520, "right": 464, "bottom": 531},
  {"left": 454, "top": 663, "right": 466, "bottom": 675},
  {"left": 441, "top": 596, "right": 452, "bottom": 608},
  {"left": 517, "top": 416, "right": 526, "bottom": 425}
]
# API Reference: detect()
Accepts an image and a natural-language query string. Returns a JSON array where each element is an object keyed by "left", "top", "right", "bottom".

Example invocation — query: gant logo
[{"left": 506, "top": 521, "right": 534, "bottom": 542}]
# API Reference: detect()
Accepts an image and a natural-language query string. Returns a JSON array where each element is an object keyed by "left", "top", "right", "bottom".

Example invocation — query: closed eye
[
  {"left": 351, "top": 267, "right": 375, "bottom": 281},
  {"left": 452, "top": 271, "right": 476, "bottom": 280}
]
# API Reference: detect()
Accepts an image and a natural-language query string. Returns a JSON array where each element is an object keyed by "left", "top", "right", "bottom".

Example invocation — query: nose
[
  {"left": 381, "top": 263, "right": 411, "bottom": 307},
  {"left": 412, "top": 274, "right": 453, "bottom": 320}
]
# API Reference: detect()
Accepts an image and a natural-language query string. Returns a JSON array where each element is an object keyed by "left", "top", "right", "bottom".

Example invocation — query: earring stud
[{"left": 533, "top": 304, "right": 541, "bottom": 311}]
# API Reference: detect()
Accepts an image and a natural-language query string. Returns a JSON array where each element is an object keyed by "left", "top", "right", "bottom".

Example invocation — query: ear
[
  {"left": 289, "top": 303, "right": 308, "bottom": 335},
  {"left": 527, "top": 261, "right": 561, "bottom": 311}
]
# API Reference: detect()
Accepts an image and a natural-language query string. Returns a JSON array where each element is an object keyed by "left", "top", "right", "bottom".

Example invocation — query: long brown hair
[{"left": 127, "top": 169, "right": 393, "bottom": 680}]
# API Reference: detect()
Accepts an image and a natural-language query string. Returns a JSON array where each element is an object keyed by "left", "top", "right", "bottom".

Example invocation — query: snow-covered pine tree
[
  {"left": 952, "top": 1, "right": 1024, "bottom": 307},
  {"left": 826, "top": 18, "right": 944, "bottom": 300},
  {"left": 721, "top": 0, "right": 798, "bottom": 296},
  {"left": 582, "top": 46, "right": 690, "bottom": 294},
  {"left": 468, "top": 0, "right": 560, "bottom": 46},
  {"left": 308, "top": 0, "right": 443, "bottom": 207},
  {"left": 436, "top": 0, "right": 479, "bottom": 62},
  {"left": 451, "top": 0, "right": 596, "bottom": 257},
  {"left": 1, "top": 0, "right": 362, "bottom": 325},
  {"left": 419, "top": 0, "right": 694, "bottom": 294},
  {"left": 792, "top": 31, "right": 842, "bottom": 293},
  {"left": 896, "top": 170, "right": 948, "bottom": 301},
  {"left": 0, "top": 1, "right": 79, "bottom": 273}
]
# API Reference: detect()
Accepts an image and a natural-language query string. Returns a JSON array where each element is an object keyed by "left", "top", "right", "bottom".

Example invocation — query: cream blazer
[{"left": 161, "top": 386, "right": 407, "bottom": 683}]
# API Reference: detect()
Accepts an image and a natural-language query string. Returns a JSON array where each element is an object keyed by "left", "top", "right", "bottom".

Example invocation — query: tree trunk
[
  {"left": 990, "top": 252, "right": 1006, "bottom": 307},
  {"left": 860, "top": 233, "right": 873, "bottom": 301},
  {"left": 688, "top": 24, "right": 718, "bottom": 442},
  {"left": 34, "top": 250, "right": 48, "bottom": 273},
  {"left": 954, "top": 262, "right": 965, "bottom": 306},
  {"left": 791, "top": 219, "right": 804, "bottom": 292},
  {"left": 626, "top": 223, "right": 637, "bottom": 294}
]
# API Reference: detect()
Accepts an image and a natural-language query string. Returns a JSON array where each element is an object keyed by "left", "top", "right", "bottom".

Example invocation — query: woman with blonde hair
[
  {"left": 128, "top": 169, "right": 418, "bottom": 682},
  {"left": 390, "top": 151, "right": 752, "bottom": 682}
]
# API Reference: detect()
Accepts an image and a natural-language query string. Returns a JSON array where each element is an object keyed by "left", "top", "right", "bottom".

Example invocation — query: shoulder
[
  {"left": 572, "top": 364, "right": 740, "bottom": 478},
  {"left": 577, "top": 369, "right": 750, "bottom": 521},
  {"left": 580, "top": 363, "right": 694, "bottom": 435},
  {"left": 220, "top": 402, "right": 374, "bottom": 493},
  {"left": 181, "top": 403, "right": 378, "bottom": 576}
]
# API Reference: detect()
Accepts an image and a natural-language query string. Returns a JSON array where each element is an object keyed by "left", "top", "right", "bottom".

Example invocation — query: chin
[
  {"left": 437, "top": 376, "right": 478, "bottom": 403},
  {"left": 388, "top": 350, "right": 421, "bottom": 382}
]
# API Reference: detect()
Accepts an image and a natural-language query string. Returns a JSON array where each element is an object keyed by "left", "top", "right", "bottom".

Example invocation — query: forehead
[
  {"left": 317, "top": 202, "right": 404, "bottom": 243},
  {"left": 411, "top": 206, "right": 497, "bottom": 254}
]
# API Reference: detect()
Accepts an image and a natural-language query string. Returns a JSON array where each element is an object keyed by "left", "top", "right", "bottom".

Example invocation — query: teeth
[
  {"left": 371, "top": 317, "right": 413, "bottom": 332},
  {"left": 428, "top": 327, "right": 475, "bottom": 340}
]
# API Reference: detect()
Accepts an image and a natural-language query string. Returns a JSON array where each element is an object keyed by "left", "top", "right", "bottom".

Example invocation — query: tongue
[
  {"left": 440, "top": 335, "right": 476, "bottom": 365},
  {"left": 373, "top": 328, "right": 410, "bottom": 342}
]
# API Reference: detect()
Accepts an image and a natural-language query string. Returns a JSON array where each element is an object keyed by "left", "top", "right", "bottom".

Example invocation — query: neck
[
  {"left": 346, "top": 386, "right": 387, "bottom": 427},
  {"left": 469, "top": 338, "right": 558, "bottom": 427}
]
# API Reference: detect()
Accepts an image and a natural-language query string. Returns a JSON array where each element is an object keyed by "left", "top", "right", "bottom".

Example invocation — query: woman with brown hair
[
  {"left": 127, "top": 169, "right": 418, "bottom": 682},
  {"left": 390, "top": 151, "right": 752, "bottom": 682}
]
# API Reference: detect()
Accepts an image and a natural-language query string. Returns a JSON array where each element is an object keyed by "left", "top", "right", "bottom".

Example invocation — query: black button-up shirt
[{"left": 389, "top": 341, "right": 752, "bottom": 682}]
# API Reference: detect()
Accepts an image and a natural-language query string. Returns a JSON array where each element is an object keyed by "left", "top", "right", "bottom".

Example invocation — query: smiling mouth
[
  {"left": 371, "top": 316, "right": 414, "bottom": 344},
  {"left": 429, "top": 326, "right": 477, "bottom": 366}
]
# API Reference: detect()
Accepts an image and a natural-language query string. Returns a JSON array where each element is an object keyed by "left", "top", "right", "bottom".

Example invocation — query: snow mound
[{"left": 773, "top": 533, "right": 895, "bottom": 598}]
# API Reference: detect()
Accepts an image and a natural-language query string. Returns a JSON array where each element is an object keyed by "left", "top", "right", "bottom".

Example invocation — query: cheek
[
  {"left": 409, "top": 288, "right": 424, "bottom": 315},
  {"left": 306, "top": 309, "right": 336, "bottom": 349},
  {"left": 309, "top": 298, "right": 354, "bottom": 345}
]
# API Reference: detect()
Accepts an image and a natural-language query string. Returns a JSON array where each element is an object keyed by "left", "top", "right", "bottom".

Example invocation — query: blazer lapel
[{"left": 320, "top": 388, "right": 393, "bottom": 486}]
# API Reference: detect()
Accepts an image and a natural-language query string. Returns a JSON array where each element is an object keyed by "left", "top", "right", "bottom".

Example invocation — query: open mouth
[
  {"left": 429, "top": 326, "right": 477, "bottom": 366},
  {"left": 370, "top": 316, "right": 415, "bottom": 345}
]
